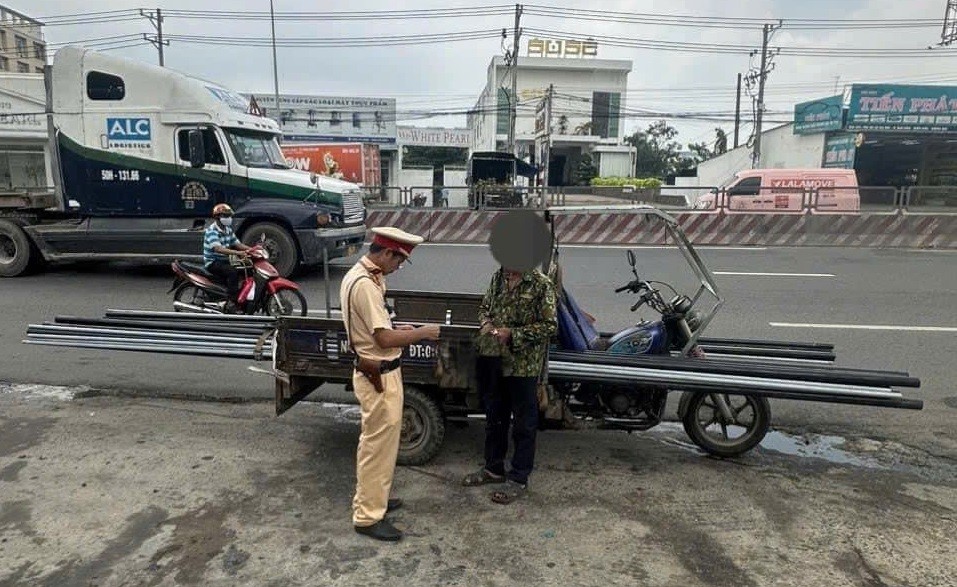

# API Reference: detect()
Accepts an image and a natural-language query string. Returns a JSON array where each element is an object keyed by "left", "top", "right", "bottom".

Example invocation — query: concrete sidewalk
[{"left": 1, "top": 384, "right": 954, "bottom": 587}]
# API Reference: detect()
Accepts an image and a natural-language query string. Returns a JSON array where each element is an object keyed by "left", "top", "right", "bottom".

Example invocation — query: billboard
[
  {"left": 249, "top": 94, "right": 397, "bottom": 144},
  {"left": 282, "top": 143, "right": 381, "bottom": 186},
  {"left": 847, "top": 84, "right": 957, "bottom": 133},
  {"left": 794, "top": 95, "right": 844, "bottom": 135}
]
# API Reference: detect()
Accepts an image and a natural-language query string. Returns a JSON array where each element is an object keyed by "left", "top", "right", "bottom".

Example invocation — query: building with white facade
[{"left": 468, "top": 52, "right": 635, "bottom": 186}]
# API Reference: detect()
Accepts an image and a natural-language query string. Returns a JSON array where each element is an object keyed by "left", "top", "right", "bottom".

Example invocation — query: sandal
[
  {"left": 490, "top": 480, "right": 527, "bottom": 504},
  {"left": 462, "top": 468, "right": 505, "bottom": 487}
]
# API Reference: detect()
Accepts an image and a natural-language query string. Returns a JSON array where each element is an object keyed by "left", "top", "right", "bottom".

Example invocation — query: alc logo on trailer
[{"left": 107, "top": 118, "right": 151, "bottom": 141}]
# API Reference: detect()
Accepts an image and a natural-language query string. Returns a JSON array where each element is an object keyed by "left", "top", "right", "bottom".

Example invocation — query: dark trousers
[
  {"left": 207, "top": 259, "right": 242, "bottom": 301},
  {"left": 477, "top": 356, "right": 539, "bottom": 485}
]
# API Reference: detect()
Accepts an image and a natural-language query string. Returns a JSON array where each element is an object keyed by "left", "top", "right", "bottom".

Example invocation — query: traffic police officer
[{"left": 340, "top": 226, "right": 440, "bottom": 542}]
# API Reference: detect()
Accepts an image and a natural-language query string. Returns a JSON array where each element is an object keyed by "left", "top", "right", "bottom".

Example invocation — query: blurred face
[{"left": 378, "top": 249, "right": 407, "bottom": 275}]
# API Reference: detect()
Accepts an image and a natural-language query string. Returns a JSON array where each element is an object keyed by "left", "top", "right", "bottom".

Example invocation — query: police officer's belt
[{"left": 354, "top": 357, "right": 402, "bottom": 374}]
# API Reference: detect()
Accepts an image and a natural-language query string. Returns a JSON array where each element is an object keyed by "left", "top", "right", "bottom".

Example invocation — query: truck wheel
[
  {"left": 397, "top": 386, "right": 445, "bottom": 466},
  {"left": 0, "top": 220, "right": 35, "bottom": 277},
  {"left": 241, "top": 222, "right": 298, "bottom": 278},
  {"left": 681, "top": 391, "right": 770, "bottom": 458}
]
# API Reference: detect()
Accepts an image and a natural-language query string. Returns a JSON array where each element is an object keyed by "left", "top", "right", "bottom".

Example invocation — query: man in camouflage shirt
[{"left": 462, "top": 265, "right": 557, "bottom": 504}]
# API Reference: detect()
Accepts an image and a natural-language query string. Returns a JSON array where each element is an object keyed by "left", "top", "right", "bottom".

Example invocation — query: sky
[{"left": 19, "top": 0, "right": 955, "bottom": 150}]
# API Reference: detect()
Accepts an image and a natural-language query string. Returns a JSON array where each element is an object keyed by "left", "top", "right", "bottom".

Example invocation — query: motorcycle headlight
[{"left": 317, "top": 212, "right": 331, "bottom": 226}]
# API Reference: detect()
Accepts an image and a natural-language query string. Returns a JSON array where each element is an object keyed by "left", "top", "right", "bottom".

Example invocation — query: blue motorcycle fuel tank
[{"left": 607, "top": 321, "right": 669, "bottom": 355}]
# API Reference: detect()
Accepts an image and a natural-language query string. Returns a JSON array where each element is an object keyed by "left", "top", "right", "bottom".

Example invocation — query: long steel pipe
[
  {"left": 548, "top": 361, "right": 902, "bottom": 399},
  {"left": 51, "top": 317, "right": 269, "bottom": 336},
  {"left": 23, "top": 339, "right": 256, "bottom": 358},
  {"left": 27, "top": 334, "right": 270, "bottom": 351},
  {"left": 550, "top": 351, "right": 919, "bottom": 388},
  {"left": 27, "top": 325, "right": 265, "bottom": 345}
]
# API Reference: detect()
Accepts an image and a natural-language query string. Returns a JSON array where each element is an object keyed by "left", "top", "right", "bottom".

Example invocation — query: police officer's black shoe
[
  {"left": 387, "top": 498, "right": 403, "bottom": 513},
  {"left": 355, "top": 519, "right": 402, "bottom": 542}
]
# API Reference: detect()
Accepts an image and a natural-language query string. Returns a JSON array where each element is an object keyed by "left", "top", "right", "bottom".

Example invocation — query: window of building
[
  {"left": 177, "top": 128, "right": 226, "bottom": 165},
  {"left": 0, "top": 31, "right": 7, "bottom": 50},
  {"left": 0, "top": 56, "right": 8, "bottom": 71},
  {"left": 496, "top": 88, "right": 512, "bottom": 135},
  {"left": 15, "top": 35, "right": 26, "bottom": 58},
  {"left": 352, "top": 112, "right": 361, "bottom": 128},
  {"left": 86, "top": 71, "right": 125, "bottom": 101},
  {"left": 591, "top": 92, "right": 622, "bottom": 139},
  {"left": 330, "top": 111, "right": 341, "bottom": 126},
  {"left": 34, "top": 42, "right": 44, "bottom": 60},
  {"left": 17, "top": 62, "right": 28, "bottom": 73}
]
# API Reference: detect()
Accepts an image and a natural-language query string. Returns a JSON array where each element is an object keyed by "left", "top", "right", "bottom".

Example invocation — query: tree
[
  {"left": 556, "top": 114, "right": 569, "bottom": 135},
  {"left": 624, "top": 120, "right": 682, "bottom": 178},
  {"left": 714, "top": 128, "right": 728, "bottom": 155},
  {"left": 572, "top": 154, "right": 598, "bottom": 186}
]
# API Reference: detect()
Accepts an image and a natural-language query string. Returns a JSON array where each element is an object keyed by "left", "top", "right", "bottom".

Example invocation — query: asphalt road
[{"left": 2, "top": 245, "right": 955, "bottom": 454}]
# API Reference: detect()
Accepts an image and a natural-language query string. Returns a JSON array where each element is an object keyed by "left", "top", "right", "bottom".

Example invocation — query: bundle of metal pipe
[
  {"left": 547, "top": 361, "right": 922, "bottom": 410},
  {"left": 23, "top": 310, "right": 281, "bottom": 360},
  {"left": 549, "top": 351, "right": 919, "bottom": 389}
]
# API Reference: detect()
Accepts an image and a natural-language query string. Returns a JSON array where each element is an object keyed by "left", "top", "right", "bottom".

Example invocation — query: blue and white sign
[{"left": 107, "top": 117, "right": 152, "bottom": 150}]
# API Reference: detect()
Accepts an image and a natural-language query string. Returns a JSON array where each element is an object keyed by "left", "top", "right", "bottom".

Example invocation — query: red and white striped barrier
[{"left": 366, "top": 209, "right": 957, "bottom": 249}]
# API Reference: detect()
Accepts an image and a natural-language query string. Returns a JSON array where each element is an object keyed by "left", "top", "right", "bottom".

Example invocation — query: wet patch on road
[{"left": 0, "top": 417, "right": 58, "bottom": 458}]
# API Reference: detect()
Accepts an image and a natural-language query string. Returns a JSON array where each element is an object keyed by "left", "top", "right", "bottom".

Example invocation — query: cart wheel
[
  {"left": 397, "top": 386, "right": 445, "bottom": 466},
  {"left": 681, "top": 391, "right": 770, "bottom": 458}
]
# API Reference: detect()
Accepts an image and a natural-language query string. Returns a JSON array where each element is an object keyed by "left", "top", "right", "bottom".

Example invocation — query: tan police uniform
[{"left": 340, "top": 227, "right": 422, "bottom": 528}]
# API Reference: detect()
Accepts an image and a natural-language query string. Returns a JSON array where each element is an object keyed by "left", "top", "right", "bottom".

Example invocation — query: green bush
[{"left": 589, "top": 177, "right": 663, "bottom": 189}]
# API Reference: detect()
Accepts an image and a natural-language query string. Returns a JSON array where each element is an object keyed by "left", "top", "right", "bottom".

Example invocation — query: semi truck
[
  {"left": 282, "top": 143, "right": 381, "bottom": 187},
  {"left": 0, "top": 46, "right": 367, "bottom": 278}
]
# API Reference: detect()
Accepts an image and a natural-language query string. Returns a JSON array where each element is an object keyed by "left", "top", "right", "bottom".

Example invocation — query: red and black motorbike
[{"left": 169, "top": 245, "right": 308, "bottom": 316}]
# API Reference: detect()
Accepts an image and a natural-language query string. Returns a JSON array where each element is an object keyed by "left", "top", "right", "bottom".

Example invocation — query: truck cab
[{"left": 1, "top": 46, "right": 366, "bottom": 277}]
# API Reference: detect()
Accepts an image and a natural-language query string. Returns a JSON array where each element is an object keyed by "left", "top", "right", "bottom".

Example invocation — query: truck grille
[{"left": 342, "top": 191, "right": 365, "bottom": 225}]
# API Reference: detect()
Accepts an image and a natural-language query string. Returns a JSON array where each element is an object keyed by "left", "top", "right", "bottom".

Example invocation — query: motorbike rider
[{"left": 204, "top": 203, "right": 251, "bottom": 313}]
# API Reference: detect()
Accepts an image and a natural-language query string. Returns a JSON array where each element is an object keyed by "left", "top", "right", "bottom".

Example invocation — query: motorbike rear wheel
[
  {"left": 681, "top": 392, "right": 770, "bottom": 458},
  {"left": 173, "top": 283, "right": 215, "bottom": 312},
  {"left": 265, "top": 289, "right": 307, "bottom": 317}
]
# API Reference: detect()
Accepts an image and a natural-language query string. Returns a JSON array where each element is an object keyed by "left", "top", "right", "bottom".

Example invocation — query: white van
[{"left": 695, "top": 169, "right": 860, "bottom": 212}]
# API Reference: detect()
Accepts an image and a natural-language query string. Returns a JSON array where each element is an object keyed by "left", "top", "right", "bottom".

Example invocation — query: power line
[
  {"left": 525, "top": 28, "right": 957, "bottom": 58},
  {"left": 162, "top": 30, "right": 503, "bottom": 48},
  {"left": 523, "top": 4, "right": 942, "bottom": 30}
]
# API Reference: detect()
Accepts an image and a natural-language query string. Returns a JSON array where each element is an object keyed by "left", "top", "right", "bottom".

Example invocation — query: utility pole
[
  {"left": 507, "top": 3, "right": 523, "bottom": 156},
  {"left": 751, "top": 22, "right": 781, "bottom": 168},
  {"left": 269, "top": 0, "right": 282, "bottom": 132},
  {"left": 734, "top": 73, "right": 742, "bottom": 148},
  {"left": 141, "top": 8, "right": 168, "bottom": 66},
  {"left": 941, "top": 0, "right": 957, "bottom": 45}
]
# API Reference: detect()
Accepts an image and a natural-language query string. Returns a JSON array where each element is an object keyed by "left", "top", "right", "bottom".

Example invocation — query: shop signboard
[
  {"left": 249, "top": 94, "right": 397, "bottom": 144},
  {"left": 847, "top": 84, "right": 957, "bottom": 133},
  {"left": 397, "top": 126, "right": 471, "bottom": 148},
  {"left": 794, "top": 95, "right": 844, "bottom": 135},
  {"left": 822, "top": 133, "right": 857, "bottom": 169}
]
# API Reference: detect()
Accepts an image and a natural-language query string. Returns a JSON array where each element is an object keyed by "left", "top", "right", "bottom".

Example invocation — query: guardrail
[{"left": 362, "top": 184, "right": 957, "bottom": 215}]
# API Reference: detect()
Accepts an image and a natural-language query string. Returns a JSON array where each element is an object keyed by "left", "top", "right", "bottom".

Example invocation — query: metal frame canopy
[{"left": 543, "top": 204, "right": 723, "bottom": 355}]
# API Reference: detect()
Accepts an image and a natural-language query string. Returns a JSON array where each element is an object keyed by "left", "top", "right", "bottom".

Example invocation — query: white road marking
[
  {"left": 716, "top": 272, "right": 835, "bottom": 277},
  {"left": 770, "top": 322, "right": 957, "bottom": 332}
]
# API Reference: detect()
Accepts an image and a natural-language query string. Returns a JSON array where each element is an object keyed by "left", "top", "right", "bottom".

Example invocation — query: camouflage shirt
[{"left": 476, "top": 268, "right": 557, "bottom": 377}]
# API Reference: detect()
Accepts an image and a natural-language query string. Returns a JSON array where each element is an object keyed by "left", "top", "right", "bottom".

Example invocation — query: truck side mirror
[{"left": 188, "top": 130, "right": 206, "bottom": 169}]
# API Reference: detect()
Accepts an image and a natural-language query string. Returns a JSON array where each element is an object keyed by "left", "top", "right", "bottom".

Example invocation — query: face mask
[{"left": 219, "top": 217, "right": 233, "bottom": 227}]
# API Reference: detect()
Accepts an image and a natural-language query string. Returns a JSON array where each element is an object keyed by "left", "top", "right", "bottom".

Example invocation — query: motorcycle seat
[{"left": 178, "top": 261, "right": 216, "bottom": 280}]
